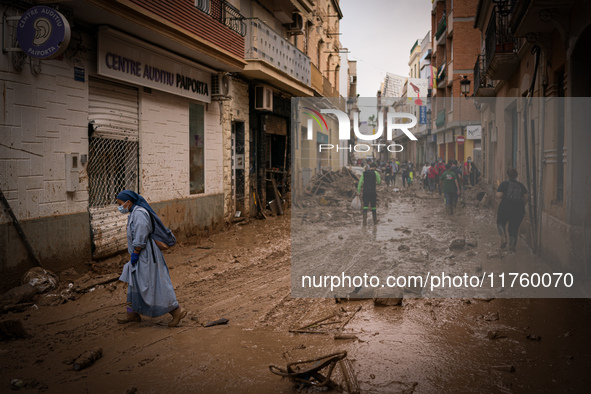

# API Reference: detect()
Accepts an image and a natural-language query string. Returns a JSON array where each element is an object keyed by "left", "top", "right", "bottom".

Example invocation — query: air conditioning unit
[
  {"left": 211, "top": 73, "right": 232, "bottom": 100},
  {"left": 254, "top": 85, "right": 273, "bottom": 111},
  {"left": 286, "top": 12, "right": 304, "bottom": 35}
]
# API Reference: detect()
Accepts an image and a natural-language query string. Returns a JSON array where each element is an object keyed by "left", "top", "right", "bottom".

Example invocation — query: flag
[{"left": 431, "top": 64, "right": 437, "bottom": 90}]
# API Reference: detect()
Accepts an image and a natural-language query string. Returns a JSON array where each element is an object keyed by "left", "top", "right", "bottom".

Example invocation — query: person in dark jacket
[
  {"left": 496, "top": 168, "right": 528, "bottom": 251},
  {"left": 470, "top": 162, "right": 481, "bottom": 186},
  {"left": 357, "top": 162, "right": 382, "bottom": 226}
]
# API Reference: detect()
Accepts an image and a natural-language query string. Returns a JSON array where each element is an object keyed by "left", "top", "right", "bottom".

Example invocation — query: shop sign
[
  {"left": 467, "top": 125, "right": 482, "bottom": 139},
  {"left": 419, "top": 106, "right": 427, "bottom": 124},
  {"left": 98, "top": 29, "right": 211, "bottom": 103},
  {"left": 17, "top": 6, "right": 71, "bottom": 59}
]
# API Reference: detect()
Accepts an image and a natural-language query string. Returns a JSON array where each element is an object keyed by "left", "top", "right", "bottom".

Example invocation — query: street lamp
[{"left": 460, "top": 75, "right": 471, "bottom": 98}]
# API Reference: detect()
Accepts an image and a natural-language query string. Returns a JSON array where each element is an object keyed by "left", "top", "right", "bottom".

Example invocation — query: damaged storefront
[
  {"left": 88, "top": 28, "right": 224, "bottom": 259},
  {"left": 0, "top": 1, "right": 245, "bottom": 284},
  {"left": 250, "top": 90, "right": 291, "bottom": 215}
]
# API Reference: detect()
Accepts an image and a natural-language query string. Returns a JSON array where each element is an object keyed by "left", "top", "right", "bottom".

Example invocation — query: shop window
[{"left": 189, "top": 103, "right": 205, "bottom": 194}]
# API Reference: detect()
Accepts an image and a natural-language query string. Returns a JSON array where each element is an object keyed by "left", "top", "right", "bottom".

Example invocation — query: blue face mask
[{"left": 118, "top": 205, "right": 129, "bottom": 214}]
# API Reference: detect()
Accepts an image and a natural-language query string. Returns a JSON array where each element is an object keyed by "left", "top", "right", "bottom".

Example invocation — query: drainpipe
[
  {"left": 523, "top": 46, "right": 540, "bottom": 252},
  {"left": 536, "top": 52, "right": 547, "bottom": 256}
]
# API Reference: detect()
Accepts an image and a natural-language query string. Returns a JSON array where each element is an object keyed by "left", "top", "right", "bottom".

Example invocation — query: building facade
[
  {"left": 0, "top": 0, "right": 343, "bottom": 285},
  {"left": 473, "top": 0, "right": 591, "bottom": 276},
  {"left": 431, "top": 0, "right": 481, "bottom": 164},
  {"left": 1, "top": 0, "right": 247, "bottom": 283}
]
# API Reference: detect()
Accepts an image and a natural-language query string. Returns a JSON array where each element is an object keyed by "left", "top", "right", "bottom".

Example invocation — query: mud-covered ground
[{"left": 1, "top": 180, "right": 591, "bottom": 393}]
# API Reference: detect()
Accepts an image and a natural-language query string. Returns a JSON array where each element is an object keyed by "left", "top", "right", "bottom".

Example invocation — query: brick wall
[{"left": 223, "top": 78, "right": 250, "bottom": 218}]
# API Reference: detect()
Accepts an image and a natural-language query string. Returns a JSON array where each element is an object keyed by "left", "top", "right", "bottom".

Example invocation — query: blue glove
[{"left": 130, "top": 252, "right": 140, "bottom": 266}]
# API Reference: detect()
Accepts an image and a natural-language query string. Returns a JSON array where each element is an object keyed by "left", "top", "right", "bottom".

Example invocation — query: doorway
[{"left": 232, "top": 122, "right": 246, "bottom": 214}]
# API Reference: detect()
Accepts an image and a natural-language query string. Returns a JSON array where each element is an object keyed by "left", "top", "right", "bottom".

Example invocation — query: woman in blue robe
[{"left": 115, "top": 190, "right": 186, "bottom": 327}]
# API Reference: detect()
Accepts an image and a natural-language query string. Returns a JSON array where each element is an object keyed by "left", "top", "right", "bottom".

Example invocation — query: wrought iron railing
[
  {"left": 435, "top": 109, "right": 445, "bottom": 128},
  {"left": 435, "top": 12, "right": 446, "bottom": 41},
  {"left": 474, "top": 54, "right": 485, "bottom": 95},
  {"left": 195, "top": 0, "right": 246, "bottom": 36},
  {"left": 484, "top": 4, "right": 521, "bottom": 71}
]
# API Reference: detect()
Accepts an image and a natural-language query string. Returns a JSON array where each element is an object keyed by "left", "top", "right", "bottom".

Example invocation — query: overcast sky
[{"left": 339, "top": 0, "right": 433, "bottom": 98}]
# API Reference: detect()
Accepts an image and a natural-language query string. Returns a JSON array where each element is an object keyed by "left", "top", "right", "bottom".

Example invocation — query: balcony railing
[
  {"left": 245, "top": 18, "right": 311, "bottom": 86},
  {"left": 484, "top": 5, "right": 523, "bottom": 80},
  {"left": 435, "top": 109, "right": 445, "bottom": 128},
  {"left": 435, "top": 12, "right": 446, "bottom": 41},
  {"left": 474, "top": 54, "right": 495, "bottom": 97},
  {"left": 195, "top": 0, "right": 246, "bottom": 36}
]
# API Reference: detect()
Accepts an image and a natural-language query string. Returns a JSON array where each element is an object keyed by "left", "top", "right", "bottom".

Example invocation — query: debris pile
[
  {"left": 269, "top": 351, "right": 360, "bottom": 393},
  {"left": 295, "top": 167, "right": 359, "bottom": 208}
]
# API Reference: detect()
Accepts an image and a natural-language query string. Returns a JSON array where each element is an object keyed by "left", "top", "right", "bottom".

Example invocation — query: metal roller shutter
[{"left": 87, "top": 78, "right": 139, "bottom": 259}]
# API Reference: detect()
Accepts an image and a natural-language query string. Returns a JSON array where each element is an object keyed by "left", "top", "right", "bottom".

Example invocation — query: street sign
[
  {"left": 456, "top": 136, "right": 465, "bottom": 145},
  {"left": 419, "top": 106, "right": 427, "bottom": 124}
]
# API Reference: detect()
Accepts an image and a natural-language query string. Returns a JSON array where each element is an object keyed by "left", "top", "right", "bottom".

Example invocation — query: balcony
[
  {"left": 244, "top": 18, "right": 311, "bottom": 89},
  {"left": 322, "top": 74, "right": 338, "bottom": 98},
  {"left": 435, "top": 13, "right": 447, "bottom": 45},
  {"left": 484, "top": 7, "right": 523, "bottom": 80},
  {"left": 473, "top": 54, "right": 495, "bottom": 97},
  {"left": 195, "top": 0, "right": 246, "bottom": 36},
  {"left": 436, "top": 63, "right": 446, "bottom": 89},
  {"left": 435, "top": 109, "right": 446, "bottom": 128}
]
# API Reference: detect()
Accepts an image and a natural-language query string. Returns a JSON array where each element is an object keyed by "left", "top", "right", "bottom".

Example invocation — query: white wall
[
  {"left": 139, "top": 89, "right": 223, "bottom": 203},
  {"left": 0, "top": 24, "right": 91, "bottom": 224}
]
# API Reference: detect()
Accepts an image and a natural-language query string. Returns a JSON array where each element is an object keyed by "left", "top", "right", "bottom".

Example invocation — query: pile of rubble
[{"left": 294, "top": 167, "right": 360, "bottom": 208}]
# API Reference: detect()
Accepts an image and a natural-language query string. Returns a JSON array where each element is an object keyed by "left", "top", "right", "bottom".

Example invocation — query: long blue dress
[{"left": 119, "top": 206, "right": 179, "bottom": 317}]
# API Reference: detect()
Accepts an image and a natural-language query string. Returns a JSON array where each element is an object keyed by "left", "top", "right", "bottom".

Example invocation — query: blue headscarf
[{"left": 116, "top": 190, "right": 176, "bottom": 247}]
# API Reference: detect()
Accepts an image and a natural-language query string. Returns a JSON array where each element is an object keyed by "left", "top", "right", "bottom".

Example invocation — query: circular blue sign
[{"left": 16, "top": 6, "right": 71, "bottom": 59}]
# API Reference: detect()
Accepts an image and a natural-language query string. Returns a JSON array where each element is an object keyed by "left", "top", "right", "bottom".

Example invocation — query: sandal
[{"left": 168, "top": 307, "right": 187, "bottom": 327}]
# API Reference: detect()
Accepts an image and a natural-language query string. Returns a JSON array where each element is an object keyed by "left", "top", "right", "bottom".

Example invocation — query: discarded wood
[
  {"left": 339, "top": 358, "right": 361, "bottom": 394},
  {"left": 253, "top": 190, "right": 266, "bottom": 219},
  {"left": 334, "top": 334, "right": 358, "bottom": 340},
  {"left": 294, "top": 312, "right": 338, "bottom": 331},
  {"left": 74, "top": 273, "right": 120, "bottom": 293},
  {"left": 0, "top": 187, "right": 44, "bottom": 268},
  {"left": 338, "top": 305, "right": 362, "bottom": 332},
  {"left": 271, "top": 179, "right": 284, "bottom": 215},
  {"left": 307, "top": 321, "right": 343, "bottom": 328},
  {"left": 288, "top": 329, "right": 330, "bottom": 335}
]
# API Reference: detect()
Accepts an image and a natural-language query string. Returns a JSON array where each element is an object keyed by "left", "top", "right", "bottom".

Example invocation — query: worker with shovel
[{"left": 357, "top": 162, "right": 381, "bottom": 226}]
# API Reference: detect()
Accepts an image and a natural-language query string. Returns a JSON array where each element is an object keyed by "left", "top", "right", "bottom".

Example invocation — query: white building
[{"left": 0, "top": 1, "right": 246, "bottom": 280}]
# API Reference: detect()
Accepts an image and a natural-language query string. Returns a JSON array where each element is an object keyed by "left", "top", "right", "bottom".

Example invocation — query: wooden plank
[{"left": 271, "top": 178, "right": 284, "bottom": 215}]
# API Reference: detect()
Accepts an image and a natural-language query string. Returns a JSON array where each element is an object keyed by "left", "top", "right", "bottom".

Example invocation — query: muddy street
[{"left": 1, "top": 182, "right": 591, "bottom": 393}]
